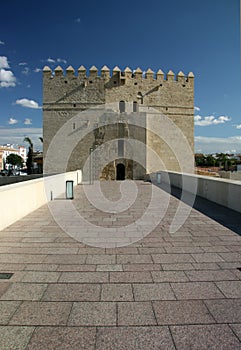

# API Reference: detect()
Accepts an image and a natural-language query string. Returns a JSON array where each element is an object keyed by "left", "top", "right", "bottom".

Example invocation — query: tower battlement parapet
[{"left": 43, "top": 65, "right": 194, "bottom": 83}]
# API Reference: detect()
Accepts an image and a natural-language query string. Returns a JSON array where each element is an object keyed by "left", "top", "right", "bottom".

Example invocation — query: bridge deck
[{"left": 0, "top": 181, "right": 241, "bottom": 349}]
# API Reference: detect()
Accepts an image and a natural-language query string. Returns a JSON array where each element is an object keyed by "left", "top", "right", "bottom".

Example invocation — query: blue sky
[{"left": 0, "top": 0, "right": 240, "bottom": 153}]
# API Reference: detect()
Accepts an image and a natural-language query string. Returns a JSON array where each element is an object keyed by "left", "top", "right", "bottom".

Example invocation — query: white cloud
[
  {"left": 0, "top": 40, "right": 5, "bottom": 45},
  {"left": 46, "top": 57, "right": 55, "bottom": 63},
  {"left": 57, "top": 58, "right": 67, "bottom": 64},
  {"left": 194, "top": 115, "right": 231, "bottom": 126},
  {"left": 195, "top": 136, "right": 241, "bottom": 153},
  {"left": 0, "top": 69, "right": 16, "bottom": 87},
  {"left": 0, "top": 128, "right": 43, "bottom": 150},
  {"left": 19, "top": 62, "right": 27, "bottom": 66},
  {"left": 8, "top": 118, "right": 18, "bottom": 125},
  {"left": 194, "top": 106, "right": 200, "bottom": 111},
  {"left": 235, "top": 125, "right": 241, "bottom": 129},
  {"left": 27, "top": 84, "right": 31, "bottom": 88},
  {"left": 0, "top": 56, "right": 10, "bottom": 69},
  {"left": 75, "top": 18, "right": 81, "bottom": 23},
  {"left": 21, "top": 67, "right": 30, "bottom": 75},
  {"left": 34, "top": 68, "right": 41, "bottom": 73},
  {"left": 0, "top": 56, "right": 16, "bottom": 87},
  {"left": 15, "top": 98, "right": 41, "bottom": 109},
  {"left": 24, "top": 118, "right": 32, "bottom": 125}
]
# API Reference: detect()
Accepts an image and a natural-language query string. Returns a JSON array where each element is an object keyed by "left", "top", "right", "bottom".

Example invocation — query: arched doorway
[{"left": 116, "top": 163, "right": 125, "bottom": 180}]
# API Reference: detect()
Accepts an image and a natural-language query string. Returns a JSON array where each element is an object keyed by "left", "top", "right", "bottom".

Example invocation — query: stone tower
[{"left": 43, "top": 65, "right": 194, "bottom": 179}]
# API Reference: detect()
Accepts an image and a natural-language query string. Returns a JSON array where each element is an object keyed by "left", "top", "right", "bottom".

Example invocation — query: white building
[{"left": 0, "top": 144, "right": 27, "bottom": 170}]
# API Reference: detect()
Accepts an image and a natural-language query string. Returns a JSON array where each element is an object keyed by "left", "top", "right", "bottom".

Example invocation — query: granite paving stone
[
  {"left": 191, "top": 262, "right": 220, "bottom": 270},
  {"left": 21, "top": 271, "right": 61, "bottom": 283},
  {"left": 56, "top": 264, "right": 96, "bottom": 272},
  {"left": 152, "top": 253, "right": 195, "bottom": 263},
  {"left": 138, "top": 247, "right": 166, "bottom": 254},
  {"left": 101, "top": 284, "right": 133, "bottom": 301},
  {"left": 0, "top": 254, "right": 47, "bottom": 264},
  {"left": 218, "top": 252, "right": 241, "bottom": 262},
  {"left": 43, "top": 254, "right": 87, "bottom": 264},
  {"left": 205, "top": 299, "right": 241, "bottom": 323},
  {"left": 151, "top": 271, "right": 189, "bottom": 282},
  {"left": 133, "top": 283, "right": 176, "bottom": 301},
  {"left": 230, "top": 324, "right": 241, "bottom": 342},
  {"left": 0, "top": 283, "right": 47, "bottom": 301},
  {"left": 117, "top": 302, "right": 157, "bottom": 326},
  {"left": 110, "top": 271, "right": 152, "bottom": 283},
  {"left": 68, "top": 302, "right": 116, "bottom": 326},
  {"left": 59, "top": 272, "right": 109, "bottom": 283},
  {"left": 122, "top": 263, "right": 162, "bottom": 271},
  {"left": 117, "top": 254, "right": 153, "bottom": 264},
  {"left": 96, "top": 264, "right": 123, "bottom": 271},
  {"left": 191, "top": 253, "right": 225, "bottom": 263},
  {"left": 40, "top": 247, "right": 79, "bottom": 254},
  {"left": 24, "top": 264, "right": 58, "bottom": 271},
  {"left": 0, "top": 282, "right": 10, "bottom": 297},
  {"left": 9, "top": 301, "right": 72, "bottom": 326},
  {"left": 96, "top": 326, "right": 176, "bottom": 350},
  {"left": 161, "top": 263, "right": 194, "bottom": 270},
  {"left": 0, "top": 326, "right": 35, "bottom": 350},
  {"left": 0, "top": 301, "right": 21, "bottom": 324},
  {"left": 215, "top": 281, "right": 241, "bottom": 298},
  {"left": 171, "top": 282, "right": 224, "bottom": 299},
  {"left": 85, "top": 254, "right": 116, "bottom": 264},
  {"left": 164, "top": 246, "right": 204, "bottom": 253},
  {"left": 153, "top": 300, "right": 215, "bottom": 325},
  {"left": 42, "top": 283, "right": 101, "bottom": 301},
  {"left": 171, "top": 324, "right": 241, "bottom": 350},
  {"left": 26, "top": 327, "right": 96, "bottom": 350},
  {"left": 185, "top": 269, "right": 237, "bottom": 281},
  {"left": 106, "top": 247, "right": 139, "bottom": 255}
]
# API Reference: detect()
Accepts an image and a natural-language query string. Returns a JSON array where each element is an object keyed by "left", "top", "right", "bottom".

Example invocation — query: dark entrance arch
[{"left": 116, "top": 163, "right": 125, "bottom": 180}]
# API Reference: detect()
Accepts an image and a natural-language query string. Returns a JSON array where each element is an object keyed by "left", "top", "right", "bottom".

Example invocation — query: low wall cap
[
  {"left": 90, "top": 65, "right": 98, "bottom": 71},
  {"left": 54, "top": 65, "right": 63, "bottom": 72},
  {"left": 101, "top": 65, "right": 110, "bottom": 71},
  {"left": 113, "top": 66, "right": 121, "bottom": 72},
  {"left": 43, "top": 66, "right": 51, "bottom": 72},
  {"left": 78, "top": 65, "right": 86, "bottom": 71},
  {"left": 157, "top": 69, "right": 164, "bottom": 75},
  {"left": 66, "top": 65, "right": 75, "bottom": 71},
  {"left": 177, "top": 71, "right": 185, "bottom": 76}
]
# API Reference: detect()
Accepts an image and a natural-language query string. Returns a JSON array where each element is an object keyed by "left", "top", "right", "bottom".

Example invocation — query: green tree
[
  {"left": 6, "top": 153, "right": 23, "bottom": 167},
  {"left": 24, "top": 137, "right": 34, "bottom": 175}
]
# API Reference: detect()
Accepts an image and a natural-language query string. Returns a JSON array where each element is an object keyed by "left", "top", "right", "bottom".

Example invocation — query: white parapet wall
[
  {"left": 153, "top": 171, "right": 241, "bottom": 214},
  {"left": 0, "top": 170, "right": 82, "bottom": 231}
]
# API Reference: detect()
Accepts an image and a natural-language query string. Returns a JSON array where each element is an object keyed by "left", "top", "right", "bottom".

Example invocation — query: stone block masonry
[{"left": 43, "top": 65, "right": 194, "bottom": 177}]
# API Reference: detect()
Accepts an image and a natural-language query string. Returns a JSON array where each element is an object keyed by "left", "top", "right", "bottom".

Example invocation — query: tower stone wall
[{"left": 43, "top": 65, "right": 194, "bottom": 178}]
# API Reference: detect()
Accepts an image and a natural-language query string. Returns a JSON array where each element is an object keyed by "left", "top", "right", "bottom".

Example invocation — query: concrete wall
[
  {"left": 0, "top": 174, "right": 43, "bottom": 187},
  {"left": 154, "top": 170, "right": 241, "bottom": 213},
  {"left": 219, "top": 171, "right": 241, "bottom": 181},
  {"left": 0, "top": 170, "right": 82, "bottom": 231}
]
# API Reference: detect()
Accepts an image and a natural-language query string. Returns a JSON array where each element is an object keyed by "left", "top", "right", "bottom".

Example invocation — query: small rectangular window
[
  {"left": 119, "top": 101, "right": 125, "bottom": 113},
  {"left": 118, "top": 139, "right": 124, "bottom": 157}
]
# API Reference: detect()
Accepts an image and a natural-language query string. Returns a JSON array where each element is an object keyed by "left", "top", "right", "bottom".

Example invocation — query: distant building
[{"left": 0, "top": 145, "right": 27, "bottom": 170}]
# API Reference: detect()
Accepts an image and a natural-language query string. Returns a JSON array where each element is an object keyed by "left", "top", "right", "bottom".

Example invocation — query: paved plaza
[{"left": 0, "top": 181, "right": 241, "bottom": 349}]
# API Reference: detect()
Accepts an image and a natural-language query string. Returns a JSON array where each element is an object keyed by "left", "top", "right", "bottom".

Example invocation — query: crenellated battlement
[{"left": 43, "top": 65, "right": 194, "bottom": 83}]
